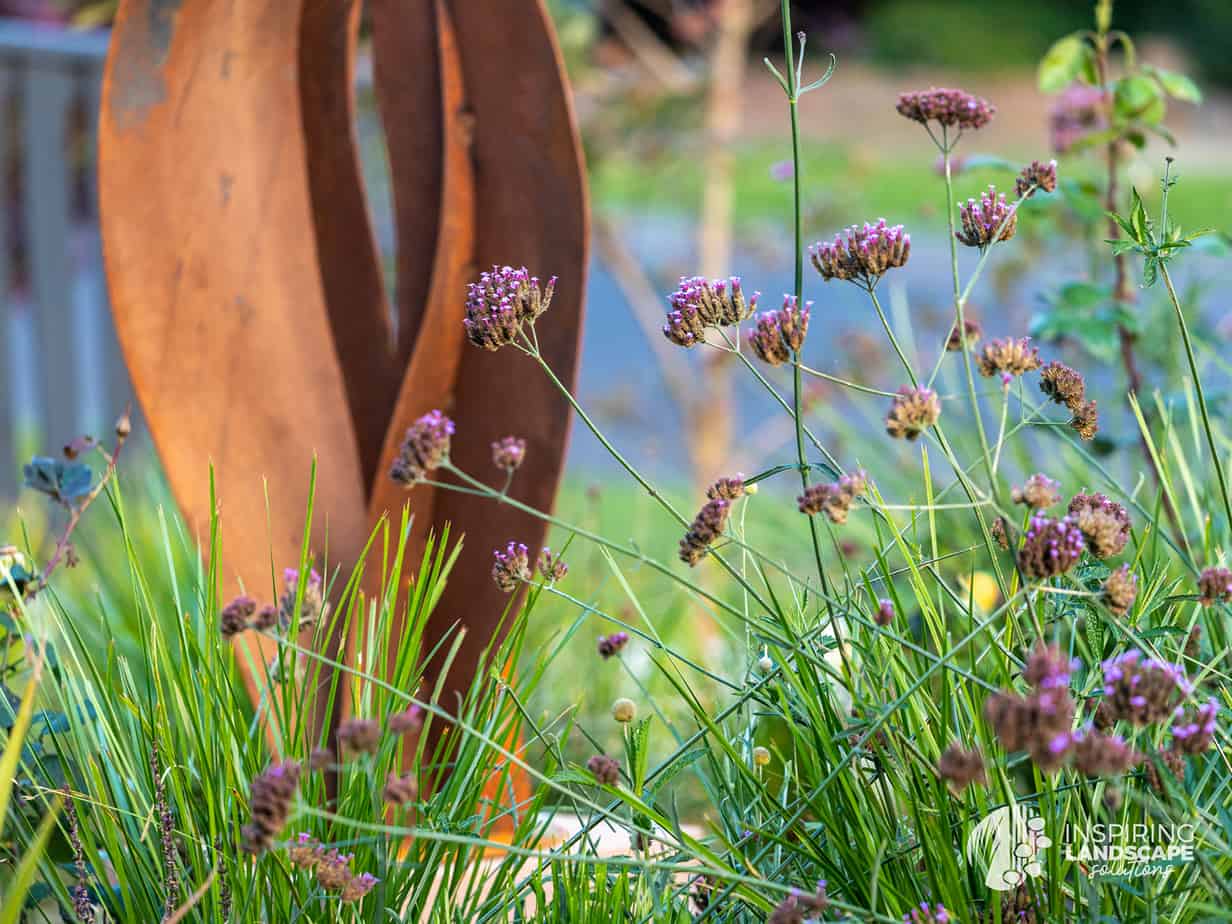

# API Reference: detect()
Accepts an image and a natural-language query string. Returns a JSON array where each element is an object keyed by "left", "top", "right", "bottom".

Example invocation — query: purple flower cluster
[
  {"left": 535, "top": 547, "right": 569, "bottom": 583},
  {"left": 1011, "top": 473, "right": 1061, "bottom": 510},
  {"left": 885, "top": 386, "right": 941, "bottom": 441},
  {"left": 985, "top": 642, "right": 1078, "bottom": 773},
  {"left": 748, "top": 295, "right": 811, "bottom": 366},
  {"left": 1198, "top": 565, "right": 1232, "bottom": 606},
  {"left": 597, "top": 631, "right": 629, "bottom": 659},
  {"left": 797, "top": 469, "right": 868, "bottom": 524},
  {"left": 768, "top": 881, "right": 828, "bottom": 924},
  {"left": 491, "top": 436, "right": 527, "bottom": 474},
  {"left": 663, "top": 276, "right": 759, "bottom": 348},
  {"left": 464, "top": 265, "right": 555, "bottom": 350},
  {"left": 492, "top": 541, "right": 532, "bottom": 592},
  {"left": 875, "top": 598, "right": 895, "bottom": 627},
  {"left": 902, "top": 901, "right": 950, "bottom": 924},
  {"left": 1068, "top": 492, "right": 1131, "bottom": 559},
  {"left": 1017, "top": 514, "right": 1084, "bottom": 580},
  {"left": 1171, "top": 700, "right": 1218, "bottom": 755},
  {"left": 390, "top": 410, "right": 454, "bottom": 486},
  {"left": 241, "top": 761, "right": 301, "bottom": 854},
  {"left": 896, "top": 87, "right": 995, "bottom": 131},
  {"left": 1049, "top": 85, "right": 1107, "bottom": 154},
  {"left": 679, "top": 498, "right": 732, "bottom": 566},
  {"left": 1101, "top": 650, "right": 1192, "bottom": 726},
  {"left": 587, "top": 754, "right": 621, "bottom": 786},
  {"left": 810, "top": 219, "right": 910, "bottom": 286},
  {"left": 956, "top": 185, "right": 1018, "bottom": 249},
  {"left": 1016, "top": 159, "right": 1058, "bottom": 198}
]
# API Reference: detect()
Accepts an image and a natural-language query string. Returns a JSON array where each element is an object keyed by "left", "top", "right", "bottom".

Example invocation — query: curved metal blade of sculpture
[{"left": 97, "top": 0, "right": 587, "bottom": 793}]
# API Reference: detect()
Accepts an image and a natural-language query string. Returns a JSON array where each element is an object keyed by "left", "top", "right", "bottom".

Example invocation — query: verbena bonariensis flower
[
  {"left": 1171, "top": 699, "right": 1218, "bottom": 755},
  {"left": 945, "top": 317, "right": 982, "bottom": 351},
  {"left": 597, "top": 631, "right": 629, "bottom": 659},
  {"left": 665, "top": 276, "right": 758, "bottom": 347},
  {"left": 975, "top": 336, "right": 1040, "bottom": 379},
  {"left": 767, "top": 882, "right": 828, "bottom": 924},
  {"left": 1068, "top": 492, "right": 1130, "bottom": 559},
  {"left": 220, "top": 594, "right": 257, "bottom": 638},
  {"left": 810, "top": 219, "right": 910, "bottom": 286},
  {"left": 955, "top": 185, "right": 1017, "bottom": 249},
  {"left": 587, "top": 754, "right": 621, "bottom": 786},
  {"left": 1070, "top": 728, "right": 1141, "bottom": 776},
  {"left": 797, "top": 470, "right": 868, "bottom": 524},
  {"left": 536, "top": 547, "right": 568, "bottom": 582},
  {"left": 337, "top": 717, "right": 380, "bottom": 755},
  {"left": 314, "top": 849, "right": 378, "bottom": 902},
  {"left": 390, "top": 410, "right": 454, "bottom": 486},
  {"left": 896, "top": 87, "right": 995, "bottom": 131},
  {"left": 464, "top": 265, "right": 555, "bottom": 350},
  {"left": 388, "top": 703, "right": 423, "bottom": 736},
  {"left": 937, "top": 743, "right": 986, "bottom": 793},
  {"left": 875, "top": 598, "right": 895, "bottom": 627},
  {"left": 278, "top": 566, "right": 329, "bottom": 632},
  {"left": 491, "top": 436, "right": 526, "bottom": 474},
  {"left": 1039, "top": 360, "right": 1086, "bottom": 411},
  {"left": 241, "top": 761, "right": 301, "bottom": 854},
  {"left": 885, "top": 386, "right": 941, "bottom": 441},
  {"left": 1197, "top": 565, "right": 1232, "bottom": 606},
  {"left": 903, "top": 901, "right": 951, "bottom": 924},
  {"left": 1144, "top": 747, "right": 1187, "bottom": 792},
  {"left": 1101, "top": 650, "right": 1192, "bottom": 726},
  {"left": 748, "top": 295, "right": 810, "bottom": 365},
  {"left": 1050, "top": 85, "right": 1107, "bottom": 154},
  {"left": 341, "top": 872, "right": 379, "bottom": 903},
  {"left": 492, "top": 541, "right": 531, "bottom": 592},
  {"left": 1070, "top": 399, "right": 1099, "bottom": 441},
  {"left": 1103, "top": 564, "right": 1138, "bottom": 616},
  {"left": 706, "top": 475, "right": 746, "bottom": 500},
  {"left": 383, "top": 770, "right": 418, "bottom": 806},
  {"left": 679, "top": 497, "right": 731, "bottom": 566},
  {"left": 1016, "top": 159, "right": 1058, "bottom": 198},
  {"left": 985, "top": 650, "right": 1077, "bottom": 774},
  {"left": 1017, "top": 514, "right": 1084, "bottom": 580},
  {"left": 288, "top": 832, "right": 320, "bottom": 869},
  {"left": 1012, "top": 473, "right": 1061, "bottom": 510}
]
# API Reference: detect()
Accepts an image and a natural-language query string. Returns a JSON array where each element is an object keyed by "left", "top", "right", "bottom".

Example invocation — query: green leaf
[
  {"left": 1030, "top": 282, "right": 1123, "bottom": 363},
  {"left": 1038, "top": 34, "right": 1088, "bottom": 93},
  {"left": 1114, "top": 75, "right": 1166, "bottom": 125},
  {"left": 1148, "top": 66, "right": 1202, "bottom": 104}
]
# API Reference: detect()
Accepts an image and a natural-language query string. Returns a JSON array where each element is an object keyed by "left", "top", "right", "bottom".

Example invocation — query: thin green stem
[{"left": 1160, "top": 262, "right": 1232, "bottom": 535}]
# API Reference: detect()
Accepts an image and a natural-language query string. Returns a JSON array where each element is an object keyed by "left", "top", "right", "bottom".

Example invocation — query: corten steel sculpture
[{"left": 96, "top": 0, "right": 588, "bottom": 780}]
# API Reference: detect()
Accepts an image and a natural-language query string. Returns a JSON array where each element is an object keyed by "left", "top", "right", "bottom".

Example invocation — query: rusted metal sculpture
[{"left": 96, "top": 0, "right": 587, "bottom": 767}]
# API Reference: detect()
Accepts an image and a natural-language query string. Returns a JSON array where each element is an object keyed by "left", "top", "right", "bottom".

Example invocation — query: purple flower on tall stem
[
  {"left": 1101, "top": 650, "right": 1191, "bottom": 725},
  {"left": 955, "top": 185, "right": 1017, "bottom": 249},
  {"left": 1171, "top": 699, "right": 1218, "bottom": 754},
  {"left": 896, "top": 87, "right": 995, "bottom": 131},
  {"left": 491, "top": 436, "right": 527, "bottom": 474},
  {"left": 1017, "top": 514, "right": 1084, "bottom": 580},
  {"left": 390, "top": 410, "right": 454, "bottom": 486},
  {"left": 492, "top": 541, "right": 531, "bottom": 592},
  {"left": 663, "top": 276, "right": 758, "bottom": 347},
  {"left": 464, "top": 265, "right": 555, "bottom": 350},
  {"left": 748, "top": 296, "right": 811, "bottom": 366},
  {"left": 809, "top": 219, "right": 910, "bottom": 287}
]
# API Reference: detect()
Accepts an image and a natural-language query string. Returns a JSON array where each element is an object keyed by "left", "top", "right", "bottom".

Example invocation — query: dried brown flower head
[
  {"left": 337, "top": 717, "right": 380, "bottom": 755},
  {"left": 1102, "top": 565, "right": 1138, "bottom": 616},
  {"left": 220, "top": 595, "right": 257, "bottom": 638},
  {"left": 991, "top": 516, "right": 1010, "bottom": 550},
  {"left": 1038, "top": 361, "right": 1086, "bottom": 411},
  {"left": 875, "top": 598, "right": 895, "bottom": 627},
  {"left": 383, "top": 771, "right": 418, "bottom": 806},
  {"left": 767, "top": 881, "right": 828, "bottom": 924},
  {"left": 679, "top": 498, "right": 731, "bottom": 566},
  {"left": 885, "top": 386, "right": 941, "bottom": 441},
  {"left": 587, "top": 754, "right": 621, "bottom": 786},
  {"left": 976, "top": 337, "right": 1040, "bottom": 378},
  {"left": 388, "top": 704, "right": 424, "bottom": 736},
  {"left": 797, "top": 470, "right": 868, "bottom": 524},
  {"left": 937, "top": 743, "right": 986, "bottom": 793},
  {"left": 1070, "top": 729, "right": 1140, "bottom": 776},
  {"left": 946, "top": 317, "right": 982, "bottom": 352},
  {"left": 1016, "top": 159, "right": 1058, "bottom": 198},
  {"left": 1198, "top": 566, "right": 1232, "bottom": 606},
  {"left": 1012, "top": 474, "right": 1061, "bottom": 509},
  {"left": 241, "top": 761, "right": 301, "bottom": 854},
  {"left": 706, "top": 475, "right": 746, "bottom": 501},
  {"left": 1068, "top": 492, "right": 1130, "bottom": 558},
  {"left": 536, "top": 547, "right": 569, "bottom": 583},
  {"left": 1070, "top": 399, "right": 1099, "bottom": 441},
  {"left": 1101, "top": 650, "right": 1191, "bottom": 726}
]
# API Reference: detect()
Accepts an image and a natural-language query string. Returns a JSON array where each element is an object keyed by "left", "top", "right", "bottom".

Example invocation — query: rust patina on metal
[{"left": 97, "top": 0, "right": 588, "bottom": 795}]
